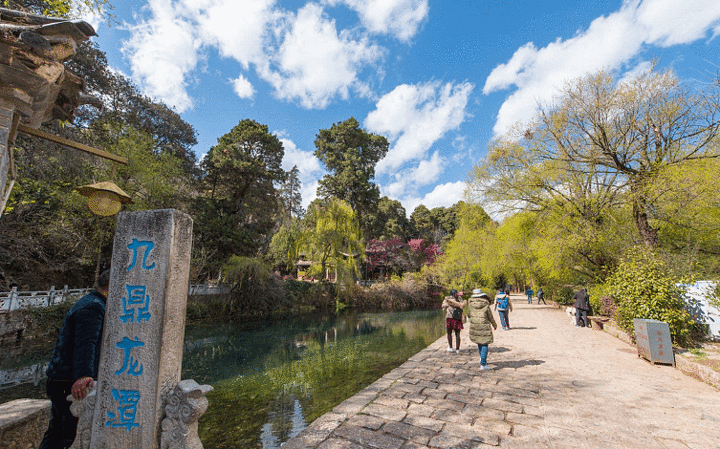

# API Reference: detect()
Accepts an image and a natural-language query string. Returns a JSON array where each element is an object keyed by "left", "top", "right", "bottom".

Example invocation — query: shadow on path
[
  {"left": 491, "top": 358, "right": 545, "bottom": 370},
  {"left": 489, "top": 346, "right": 511, "bottom": 353}
]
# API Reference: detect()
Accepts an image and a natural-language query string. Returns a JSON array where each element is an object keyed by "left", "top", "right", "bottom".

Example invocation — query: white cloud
[
  {"left": 637, "top": 0, "right": 720, "bottom": 47},
  {"left": 122, "top": 0, "right": 201, "bottom": 112},
  {"left": 382, "top": 151, "right": 445, "bottom": 198},
  {"left": 122, "top": 0, "right": 385, "bottom": 111},
  {"left": 399, "top": 181, "right": 466, "bottom": 214},
  {"left": 191, "top": 0, "right": 276, "bottom": 69},
  {"left": 325, "top": 0, "right": 429, "bottom": 42},
  {"left": 231, "top": 75, "right": 255, "bottom": 98},
  {"left": 366, "top": 81, "right": 474, "bottom": 174},
  {"left": 259, "top": 3, "right": 384, "bottom": 108},
  {"left": 483, "top": 0, "right": 720, "bottom": 136}
]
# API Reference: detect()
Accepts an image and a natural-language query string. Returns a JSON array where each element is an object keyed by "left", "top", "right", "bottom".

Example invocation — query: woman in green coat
[{"left": 467, "top": 289, "right": 497, "bottom": 371}]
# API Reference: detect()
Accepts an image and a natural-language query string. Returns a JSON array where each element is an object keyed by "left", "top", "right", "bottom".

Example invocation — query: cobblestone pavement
[{"left": 282, "top": 295, "right": 720, "bottom": 448}]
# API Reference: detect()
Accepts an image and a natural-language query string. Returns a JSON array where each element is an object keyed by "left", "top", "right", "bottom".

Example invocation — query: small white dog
[{"left": 566, "top": 306, "right": 576, "bottom": 325}]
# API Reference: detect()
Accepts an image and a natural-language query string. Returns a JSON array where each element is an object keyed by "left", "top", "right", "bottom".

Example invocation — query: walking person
[
  {"left": 467, "top": 289, "right": 497, "bottom": 371},
  {"left": 573, "top": 287, "right": 590, "bottom": 327},
  {"left": 494, "top": 288, "right": 512, "bottom": 330},
  {"left": 536, "top": 287, "right": 546, "bottom": 305},
  {"left": 442, "top": 289, "right": 466, "bottom": 353},
  {"left": 39, "top": 270, "right": 111, "bottom": 449},
  {"left": 525, "top": 287, "right": 534, "bottom": 304}
]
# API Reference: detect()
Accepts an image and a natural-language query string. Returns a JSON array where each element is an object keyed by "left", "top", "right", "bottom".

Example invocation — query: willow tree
[
  {"left": 469, "top": 67, "right": 720, "bottom": 249},
  {"left": 302, "top": 198, "right": 363, "bottom": 286}
]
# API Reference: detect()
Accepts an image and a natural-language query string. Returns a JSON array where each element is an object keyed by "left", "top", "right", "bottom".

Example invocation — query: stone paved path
[{"left": 282, "top": 295, "right": 720, "bottom": 449}]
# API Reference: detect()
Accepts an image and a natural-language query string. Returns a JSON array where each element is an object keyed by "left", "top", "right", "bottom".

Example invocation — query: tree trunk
[{"left": 632, "top": 189, "right": 658, "bottom": 247}]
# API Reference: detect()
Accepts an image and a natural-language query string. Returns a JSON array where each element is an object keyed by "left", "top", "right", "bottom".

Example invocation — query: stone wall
[{"left": 0, "top": 399, "right": 50, "bottom": 449}]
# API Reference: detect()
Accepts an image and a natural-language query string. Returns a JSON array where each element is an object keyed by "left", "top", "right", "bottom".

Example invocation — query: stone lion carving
[
  {"left": 161, "top": 379, "right": 214, "bottom": 449},
  {"left": 68, "top": 386, "right": 96, "bottom": 449}
]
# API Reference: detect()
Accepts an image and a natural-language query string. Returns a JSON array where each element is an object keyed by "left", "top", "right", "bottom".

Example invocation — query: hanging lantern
[{"left": 75, "top": 181, "right": 132, "bottom": 216}]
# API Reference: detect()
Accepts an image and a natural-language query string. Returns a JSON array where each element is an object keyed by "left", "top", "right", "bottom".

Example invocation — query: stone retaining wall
[{"left": 0, "top": 399, "right": 50, "bottom": 449}]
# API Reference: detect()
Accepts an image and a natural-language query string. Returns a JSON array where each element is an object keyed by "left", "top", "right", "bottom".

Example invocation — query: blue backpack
[{"left": 498, "top": 295, "right": 509, "bottom": 310}]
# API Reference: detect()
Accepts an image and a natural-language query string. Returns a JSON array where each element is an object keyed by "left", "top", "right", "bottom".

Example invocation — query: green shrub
[
  {"left": 343, "top": 272, "right": 435, "bottom": 310},
  {"left": 29, "top": 295, "right": 80, "bottom": 333},
  {"left": 545, "top": 285, "right": 575, "bottom": 305},
  {"left": 223, "top": 256, "right": 288, "bottom": 316},
  {"left": 606, "top": 248, "right": 693, "bottom": 345}
]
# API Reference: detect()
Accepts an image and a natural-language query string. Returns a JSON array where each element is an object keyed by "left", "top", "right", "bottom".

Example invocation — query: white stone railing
[
  {"left": 0, "top": 286, "right": 92, "bottom": 312},
  {"left": 0, "top": 283, "right": 232, "bottom": 312}
]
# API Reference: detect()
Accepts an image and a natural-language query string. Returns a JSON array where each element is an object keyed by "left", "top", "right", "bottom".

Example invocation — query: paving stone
[
  {"left": 442, "top": 422, "right": 500, "bottom": 446},
  {"left": 317, "top": 438, "right": 366, "bottom": 449},
  {"left": 479, "top": 398, "right": 524, "bottom": 414},
  {"left": 382, "top": 420, "right": 437, "bottom": 445},
  {"left": 416, "top": 380, "right": 439, "bottom": 389},
  {"left": 404, "top": 393, "right": 428, "bottom": 404},
  {"left": 491, "top": 392, "right": 542, "bottom": 407},
  {"left": 504, "top": 412, "right": 543, "bottom": 427},
  {"left": 438, "top": 383, "right": 469, "bottom": 394},
  {"left": 463, "top": 403, "right": 505, "bottom": 421},
  {"left": 407, "top": 403, "right": 435, "bottom": 418},
  {"left": 471, "top": 418, "right": 512, "bottom": 436},
  {"left": 446, "top": 392, "right": 484, "bottom": 405},
  {"left": 394, "top": 383, "right": 426, "bottom": 395},
  {"left": 363, "top": 403, "right": 408, "bottom": 422},
  {"left": 423, "top": 388, "right": 448, "bottom": 399},
  {"left": 423, "top": 397, "right": 464, "bottom": 411},
  {"left": 332, "top": 424, "right": 405, "bottom": 449},
  {"left": 497, "top": 435, "right": 551, "bottom": 448},
  {"left": 430, "top": 407, "right": 473, "bottom": 425},
  {"left": 518, "top": 404, "right": 544, "bottom": 417},
  {"left": 374, "top": 396, "right": 411, "bottom": 409},
  {"left": 400, "top": 441, "right": 431, "bottom": 449},
  {"left": 348, "top": 413, "right": 385, "bottom": 431},
  {"left": 402, "top": 415, "right": 446, "bottom": 433}
]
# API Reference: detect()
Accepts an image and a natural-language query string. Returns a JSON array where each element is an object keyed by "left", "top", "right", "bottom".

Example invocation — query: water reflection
[{"left": 1, "top": 309, "right": 444, "bottom": 449}]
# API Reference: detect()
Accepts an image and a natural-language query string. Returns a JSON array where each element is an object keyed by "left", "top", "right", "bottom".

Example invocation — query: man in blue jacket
[{"left": 39, "top": 270, "right": 110, "bottom": 449}]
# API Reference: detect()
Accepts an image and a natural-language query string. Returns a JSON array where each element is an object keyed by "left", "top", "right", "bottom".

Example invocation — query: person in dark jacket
[
  {"left": 536, "top": 287, "right": 546, "bottom": 305},
  {"left": 39, "top": 270, "right": 110, "bottom": 449},
  {"left": 573, "top": 288, "right": 590, "bottom": 327}
]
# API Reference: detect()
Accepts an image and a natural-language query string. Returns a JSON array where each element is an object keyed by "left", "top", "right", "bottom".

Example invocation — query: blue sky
[{"left": 80, "top": 0, "right": 720, "bottom": 214}]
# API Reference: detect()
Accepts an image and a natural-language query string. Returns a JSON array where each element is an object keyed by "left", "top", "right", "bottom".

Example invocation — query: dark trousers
[
  {"left": 39, "top": 378, "right": 77, "bottom": 449},
  {"left": 537, "top": 296, "right": 546, "bottom": 304},
  {"left": 576, "top": 308, "right": 588, "bottom": 327}
]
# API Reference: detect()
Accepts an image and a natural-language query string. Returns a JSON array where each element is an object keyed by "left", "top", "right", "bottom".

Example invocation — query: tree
[
  {"left": 438, "top": 203, "right": 493, "bottom": 290},
  {"left": 302, "top": 198, "right": 363, "bottom": 284},
  {"left": 278, "top": 165, "right": 304, "bottom": 225},
  {"left": 314, "top": 118, "right": 389, "bottom": 237},
  {"left": 364, "top": 196, "right": 409, "bottom": 240},
  {"left": 3, "top": 0, "right": 112, "bottom": 19},
  {"left": 469, "top": 68, "right": 720, "bottom": 248},
  {"left": 409, "top": 205, "right": 433, "bottom": 241},
  {"left": 69, "top": 42, "right": 198, "bottom": 175},
  {"left": 194, "top": 119, "right": 286, "bottom": 269}
]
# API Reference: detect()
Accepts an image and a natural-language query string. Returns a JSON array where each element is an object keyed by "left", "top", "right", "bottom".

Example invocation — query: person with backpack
[
  {"left": 468, "top": 289, "right": 497, "bottom": 371},
  {"left": 573, "top": 288, "right": 591, "bottom": 327},
  {"left": 525, "top": 287, "right": 534, "bottom": 304},
  {"left": 442, "top": 288, "right": 466, "bottom": 353},
  {"left": 494, "top": 288, "right": 512, "bottom": 330},
  {"left": 536, "top": 287, "right": 546, "bottom": 305}
]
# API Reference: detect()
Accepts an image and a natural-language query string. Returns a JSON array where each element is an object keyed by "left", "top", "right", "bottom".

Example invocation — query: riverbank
[{"left": 282, "top": 295, "right": 720, "bottom": 448}]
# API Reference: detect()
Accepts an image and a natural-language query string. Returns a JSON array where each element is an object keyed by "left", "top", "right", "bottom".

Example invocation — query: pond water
[{"left": 0, "top": 309, "right": 444, "bottom": 448}]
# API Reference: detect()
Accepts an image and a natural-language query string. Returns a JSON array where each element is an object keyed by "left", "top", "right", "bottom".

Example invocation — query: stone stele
[{"left": 90, "top": 209, "right": 193, "bottom": 448}]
